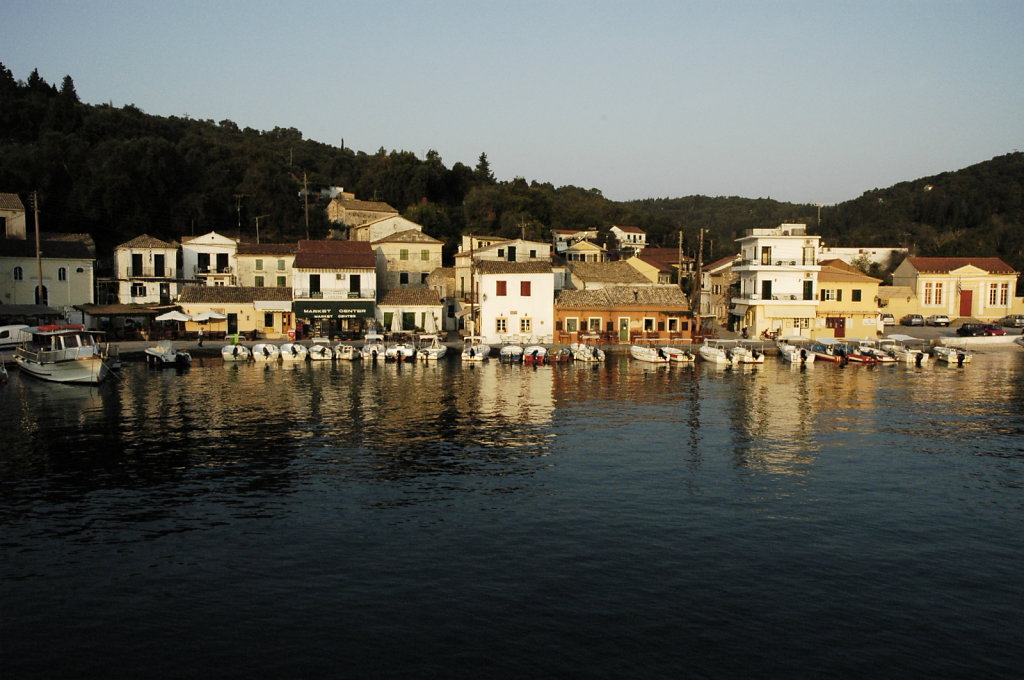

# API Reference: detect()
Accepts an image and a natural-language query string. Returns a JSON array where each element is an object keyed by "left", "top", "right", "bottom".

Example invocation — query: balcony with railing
[
  {"left": 293, "top": 288, "right": 376, "bottom": 300},
  {"left": 126, "top": 267, "right": 171, "bottom": 278}
]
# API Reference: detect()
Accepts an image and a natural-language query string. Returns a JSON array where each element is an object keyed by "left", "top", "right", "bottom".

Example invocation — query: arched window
[
  {"left": 13, "top": 266, "right": 23, "bottom": 281},
  {"left": 58, "top": 267, "right": 67, "bottom": 281}
]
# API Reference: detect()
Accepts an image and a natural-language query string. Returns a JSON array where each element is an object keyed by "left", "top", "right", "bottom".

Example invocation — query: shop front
[{"left": 292, "top": 300, "right": 376, "bottom": 340}]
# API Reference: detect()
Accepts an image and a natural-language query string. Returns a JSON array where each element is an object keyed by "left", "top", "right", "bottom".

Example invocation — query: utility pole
[
  {"left": 303, "top": 171, "right": 310, "bottom": 239},
  {"left": 31, "top": 191, "right": 44, "bottom": 305},
  {"left": 677, "top": 231, "right": 684, "bottom": 291},
  {"left": 233, "top": 193, "right": 247, "bottom": 233},
  {"left": 693, "top": 228, "right": 704, "bottom": 339},
  {"left": 254, "top": 215, "right": 269, "bottom": 244}
]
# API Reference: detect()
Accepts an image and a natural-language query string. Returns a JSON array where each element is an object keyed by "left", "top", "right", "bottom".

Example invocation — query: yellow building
[
  {"left": 813, "top": 260, "right": 882, "bottom": 339},
  {"left": 891, "top": 257, "right": 1021, "bottom": 321}
]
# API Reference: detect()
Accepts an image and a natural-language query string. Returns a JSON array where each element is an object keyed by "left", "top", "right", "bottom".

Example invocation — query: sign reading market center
[{"left": 292, "top": 300, "right": 375, "bottom": 321}]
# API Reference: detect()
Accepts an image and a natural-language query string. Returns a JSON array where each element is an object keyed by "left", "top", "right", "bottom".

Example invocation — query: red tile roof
[
  {"left": 293, "top": 240, "right": 375, "bottom": 269},
  {"left": 906, "top": 257, "right": 1017, "bottom": 275}
]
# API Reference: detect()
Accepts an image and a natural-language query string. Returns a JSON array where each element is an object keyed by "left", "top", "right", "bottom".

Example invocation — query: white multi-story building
[
  {"left": 731, "top": 223, "right": 820, "bottom": 336},
  {"left": 114, "top": 234, "right": 180, "bottom": 305},
  {"left": 474, "top": 260, "right": 555, "bottom": 344},
  {"left": 180, "top": 231, "right": 238, "bottom": 286}
]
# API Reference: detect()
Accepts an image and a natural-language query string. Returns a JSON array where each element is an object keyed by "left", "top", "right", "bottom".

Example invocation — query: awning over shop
[
  {"left": 254, "top": 300, "right": 292, "bottom": 312},
  {"left": 729, "top": 304, "right": 749, "bottom": 317},
  {"left": 293, "top": 300, "right": 375, "bottom": 321}
]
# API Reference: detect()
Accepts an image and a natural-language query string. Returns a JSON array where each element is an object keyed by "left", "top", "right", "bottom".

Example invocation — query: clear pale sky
[{"left": 4, "top": 0, "right": 1022, "bottom": 204}]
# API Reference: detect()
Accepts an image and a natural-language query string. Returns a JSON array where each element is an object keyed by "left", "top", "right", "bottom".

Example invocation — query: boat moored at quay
[{"left": 13, "top": 325, "right": 113, "bottom": 384}]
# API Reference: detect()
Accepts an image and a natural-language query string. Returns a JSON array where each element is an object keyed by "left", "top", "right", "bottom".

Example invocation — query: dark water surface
[{"left": 3, "top": 353, "right": 1024, "bottom": 678}]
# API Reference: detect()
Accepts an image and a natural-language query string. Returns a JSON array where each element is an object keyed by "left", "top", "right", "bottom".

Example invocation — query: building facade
[
  {"left": 114, "top": 234, "right": 179, "bottom": 305},
  {"left": 891, "top": 257, "right": 1021, "bottom": 321}
]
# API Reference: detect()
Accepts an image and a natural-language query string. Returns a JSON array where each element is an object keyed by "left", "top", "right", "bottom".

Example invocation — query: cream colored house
[
  {"left": 813, "top": 260, "right": 883, "bottom": 339},
  {"left": 699, "top": 255, "right": 739, "bottom": 324},
  {"left": 177, "top": 285, "right": 294, "bottom": 339},
  {"left": 626, "top": 253, "right": 673, "bottom": 284},
  {"left": 610, "top": 225, "right": 647, "bottom": 255},
  {"left": 235, "top": 243, "right": 297, "bottom": 289},
  {"left": 350, "top": 215, "right": 424, "bottom": 243},
  {"left": 0, "top": 229, "right": 96, "bottom": 309},
  {"left": 326, "top": 196, "right": 398, "bottom": 228},
  {"left": 372, "top": 229, "right": 444, "bottom": 291},
  {"left": 453, "top": 236, "right": 552, "bottom": 299},
  {"left": 377, "top": 288, "right": 444, "bottom": 333},
  {"left": 564, "top": 240, "right": 608, "bottom": 263},
  {"left": 891, "top": 257, "right": 1021, "bottom": 320},
  {"left": 114, "top": 234, "right": 179, "bottom": 305},
  {"left": 180, "top": 231, "right": 238, "bottom": 286}
]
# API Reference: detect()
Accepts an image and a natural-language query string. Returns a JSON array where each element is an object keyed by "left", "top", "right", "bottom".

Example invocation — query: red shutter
[
  {"left": 520, "top": 281, "right": 531, "bottom": 296},
  {"left": 496, "top": 280, "right": 507, "bottom": 296}
]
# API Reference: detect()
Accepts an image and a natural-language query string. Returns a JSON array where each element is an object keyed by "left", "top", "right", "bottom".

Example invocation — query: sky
[{"left": 4, "top": 0, "right": 1023, "bottom": 204}]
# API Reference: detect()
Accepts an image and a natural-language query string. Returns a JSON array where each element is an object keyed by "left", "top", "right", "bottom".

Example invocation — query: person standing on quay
[{"left": 198, "top": 328, "right": 204, "bottom": 347}]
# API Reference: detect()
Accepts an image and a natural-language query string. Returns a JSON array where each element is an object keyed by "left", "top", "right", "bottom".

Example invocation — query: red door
[
  {"left": 959, "top": 290, "right": 972, "bottom": 318},
  {"left": 826, "top": 317, "right": 846, "bottom": 338}
]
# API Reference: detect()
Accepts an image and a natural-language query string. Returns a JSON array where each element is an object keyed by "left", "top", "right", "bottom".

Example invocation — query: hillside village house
[
  {"left": 635, "top": 247, "right": 695, "bottom": 281},
  {"left": 555, "top": 286, "right": 693, "bottom": 343},
  {"left": 699, "top": 255, "right": 739, "bottom": 326},
  {"left": 326, "top": 192, "right": 398, "bottom": 231},
  {"left": 474, "top": 260, "right": 554, "bottom": 344},
  {"left": 350, "top": 215, "right": 422, "bottom": 243},
  {"left": 178, "top": 285, "right": 294, "bottom": 339},
  {"left": 731, "top": 224, "right": 820, "bottom": 337},
  {"left": 235, "top": 243, "right": 297, "bottom": 288},
  {"left": 609, "top": 225, "right": 647, "bottom": 256},
  {"left": 819, "top": 245, "right": 908, "bottom": 271},
  {"left": 891, "top": 257, "right": 1022, "bottom": 320},
  {"left": 625, "top": 252, "right": 674, "bottom": 285},
  {"left": 114, "top": 234, "right": 179, "bottom": 305},
  {"left": 0, "top": 193, "right": 96, "bottom": 310},
  {"left": 562, "top": 240, "right": 608, "bottom": 263},
  {"left": 377, "top": 288, "right": 444, "bottom": 334},
  {"left": 372, "top": 229, "right": 444, "bottom": 291},
  {"left": 551, "top": 228, "right": 599, "bottom": 254},
  {"left": 814, "top": 260, "right": 883, "bottom": 339},
  {"left": 291, "top": 240, "right": 377, "bottom": 338},
  {"left": 180, "top": 231, "right": 238, "bottom": 286}
]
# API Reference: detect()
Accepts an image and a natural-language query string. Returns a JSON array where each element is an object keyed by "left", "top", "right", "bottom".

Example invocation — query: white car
[
  {"left": 880, "top": 313, "right": 895, "bottom": 326},
  {"left": 926, "top": 314, "right": 950, "bottom": 326}
]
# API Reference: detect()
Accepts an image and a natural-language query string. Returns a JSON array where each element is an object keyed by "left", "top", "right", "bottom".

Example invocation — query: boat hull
[{"left": 14, "top": 354, "right": 109, "bottom": 384}]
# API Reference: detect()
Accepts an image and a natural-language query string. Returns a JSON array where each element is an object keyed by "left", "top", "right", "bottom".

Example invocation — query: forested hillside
[{"left": 2, "top": 64, "right": 1022, "bottom": 275}]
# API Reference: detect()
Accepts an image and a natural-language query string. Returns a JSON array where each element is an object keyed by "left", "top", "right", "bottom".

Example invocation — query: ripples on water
[{"left": 2, "top": 352, "right": 1024, "bottom": 678}]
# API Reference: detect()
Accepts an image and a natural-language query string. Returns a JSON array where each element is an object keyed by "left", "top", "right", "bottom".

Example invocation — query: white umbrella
[
  {"left": 194, "top": 311, "right": 227, "bottom": 322},
  {"left": 424, "top": 312, "right": 437, "bottom": 333},
  {"left": 155, "top": 310, "right": 191, "bottom": 322},
  {"left": 390, "top": 309, "right": 403, "bottom": 332}
]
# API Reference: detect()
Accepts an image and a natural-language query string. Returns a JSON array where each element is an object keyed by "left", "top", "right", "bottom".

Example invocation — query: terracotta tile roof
[
  {"left": 557, "top": 285, "right": 689, "bottom": 308},
  {"left": 818, "top": 263, "right": 881, "bottom": 283},
  {"left": 0, "top": 235, "right": 94, "bottom": 259},
  {"left": 178, "top": 286, "right": 294, "bottom": 303},
  {"left": 704, "top": 255, "right": 738, "bottom": 272},
  {"left": 372, "top": 229, "right": 443, "bottom": 244},
  {"left": 612, "top": 225, "right": 646, "bottom": 233},
  {"left": 906, "top": 256, "right": 1017, "bottom": 275},
  {"left": 0, "top": 193, "right": 26, "bottom": 211},
  {"left": 639, "top": 247, "right": 694, "bottom": 266},
  {"left": 378, "top": 289, "right": 442, "bottom": 306},
  {"left": 237, "top": 242, "right": 298, "bottom": 255},
  {"left": 476, "top": 260, "right": 553, "bottom": 275},
  {"left": 330, "top": 198, "right": 398, "bottom": 213},
  {"left": 293, "top": 239, "right": 375, "bottom": 269},
  {"left": 632, "top": 255, "right": 673, "bottom": 273},
  {"left": 76, "top": 303, "right": 167, "bottom": 315},
  {"left": 117, "top": 234, "right": 176, "bottom": 249},
  {"left": 570, "top": 261, "right": 650, "bottom": 284}
]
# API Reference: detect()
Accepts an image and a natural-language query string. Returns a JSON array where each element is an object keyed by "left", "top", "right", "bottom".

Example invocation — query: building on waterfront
[
  {"left": 554, "top": 285, "right": 693, "bottom": 344},
  {"left": 474, "top": 260, "right": 555, "bottom": 344},
  {"left": 377, "top": 288, "right": 444, "bottom": 334},
  {"left": 372, "top": 229, "right": 444, "bottom": 292},
  {"left": 699, "top": 255, "right": 739, "bottom": 329},
  {"left": 730, "top": 223, "right": 820, "bottom": 337},
  {"left": 891, "top": 257, "right": 1022, "bottom": 321},
  {"left": 291, "top": 239, "right": 377, "bottom": 338},
  {"left": 235, "top": 243, "right": 297, "bottom": 289},
  {"left": 0, "top": 194, "right": 96, "bottom": 310},
  {"left": 178, "top": 285, "right": 294, "bottom": 339},
  {"left": 180, "top": 231, "right": 239, "bottom": 287},
  {"left": 814, "top": 259, "right": 883, "bottom": 339},
  {"left": 113, "top": 234, "right": 180, "bottom": 305}
]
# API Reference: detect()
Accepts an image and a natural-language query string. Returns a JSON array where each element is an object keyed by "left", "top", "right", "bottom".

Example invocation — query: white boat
[
  {"left": 933, "top": 345, "right": 972, "bottom": 365},
  {"left": 523, "top": 345, "right": 547, "bottom": 365},
  {"left": 776, "top": 336, "right": 815, "bottom": 364},
  {"left": 221, "top": 343, "right": 251, "bottom": 362},
  {"left": 279, "top": 342, "right": 308, "bottom": 362},
  {"left": 13, "top": 324, "right": 112, "bottom": 384},
  {"left": 417, "top": 334, "right": 447, "bottom": 361},
  {"left": 144, "top": 339, "right": 192, "bottom": 368},
  {"left": 461, "top": 336, "right": 490, "bottom": 361},
  {"left": 630, "top": 344, "right": 671, "bottom": 363},
  {"left": 731, "top": 344, "right": 766, "bottom": 364},
  {"left": 385, "top": 335, "right": 417, "bottom": 362},
  {"left": 881, "top": 334, "right": 929, "bottom": 365},
  {"left": 570, "top": 334, "right": 606, "bottom": 362},
  {"left": 853, "top": 339, "right": 897, "bottom": 364},
  {"left": 698, "top": 339, "right": 738, "bottom": 366},
  {"left": 0, "top": 324, "right": 31, "bottom": 350},
  {"left": 663, "top": 345, "right": 697, "bottom": 363},
  {"left": 499, "top": 342, "right": 524, "bottom": 363},
  {"left": 361, "top": 333, "right": 387, "bottom": 361},
  {"left": 308, "top": 344, "right": 335, "bottom": 361},
  {"left": 252, "top": 343, "right": 280, "bottom": 362},
  {"left": 333, "top": 343, "right": 361, "bottom": 361}
]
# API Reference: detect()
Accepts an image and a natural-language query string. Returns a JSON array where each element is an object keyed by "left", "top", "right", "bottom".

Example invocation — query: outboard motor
[
  {"left": 957, "top": 352, "right": 965, "bottom": 366},
  {"left": 915, "top": 351, "right": 923, "bottom": 367},
  {"left": 799, "top": 348, "right": 807, "bottom": 363}
]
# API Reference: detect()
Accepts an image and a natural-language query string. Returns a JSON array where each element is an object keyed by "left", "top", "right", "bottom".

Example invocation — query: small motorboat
[
  {"left": 523, "top": 345, "right": 547, "bottom": 365},
  {"left": 333, "top": 344, "right": 361, "bottom": 361},
  {"left": 308, "top": 344, "right": 334, "bottom": 361},
  {"left": 279, "top": 342, "right": 308, "bottom": 362},
  {"left": 417, "top": 334, "right": 447, "bottom": 361},
  {"left": 385, "top": 336, "right": 417, "bottom": 362},
  {"left": 933, "top": 345, "right": 972, "bottom": 366},
  {"left": 881, "top": 335, "right": 929, "bottom": 365},
  {"left": 776, "top": 337, "right": 815, "bottom": 364},
  {"left": 698, "top": 339, "right": 738, "bottom": 366},
  {"left": 221, "top": 343, "right": 251, "bottom": 362},
  {"left": 252, "top": 343, "right": 280, "bottom": 362},
  {"left": 570, "top": 334, "right": 606, "bottom": 362},
  {"left": 630, "top": 344, "right": 670, "bottom": 363},
  {"left": 361, "top": 333, "right": 387, "bottom": 361},
  {"left": 461, "top": 336, "right": 490, "bottom": 361},
  {"left": 499, "top": 342, "right": 524, "bottom": 363},
  {"left": 144, "top": 339, "right": 192, "bottom": 368}
]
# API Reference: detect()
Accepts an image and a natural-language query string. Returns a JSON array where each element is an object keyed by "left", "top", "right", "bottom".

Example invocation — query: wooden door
[{"left": 959, "top": 290, "right": 972, "bottom": 317}]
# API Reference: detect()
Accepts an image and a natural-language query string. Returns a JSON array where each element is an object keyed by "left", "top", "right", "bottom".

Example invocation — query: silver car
[
  {"left": 926, "top": 314, "right": 950, "bottom": 326},
  {"left": 999, "top": 314, "right": 1024, "bottom": 328}
]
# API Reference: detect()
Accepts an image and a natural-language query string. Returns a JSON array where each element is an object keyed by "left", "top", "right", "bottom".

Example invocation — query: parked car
[
  {"left": 999, "top": 314, "right": 1024, "bottom": 328},
  {"left": 901, "top": 314, "right": 925, "bottom": 326},
  {"left": 957, "top": 322, "right": 987, "bottom": 337},
  {"left": 982, "top": 324, "right": 1007, "bottom": 336},
  {"left": 880, "top": 313, "right": 896, "bottom": 326},
  {"left": 926, "top": 314, "right": 951, "bottom": 326}
]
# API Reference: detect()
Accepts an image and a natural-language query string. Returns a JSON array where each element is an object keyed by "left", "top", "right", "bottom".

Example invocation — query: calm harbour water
[{"left": 2, "top": 351, "right": 1024, "bottom": 678}]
